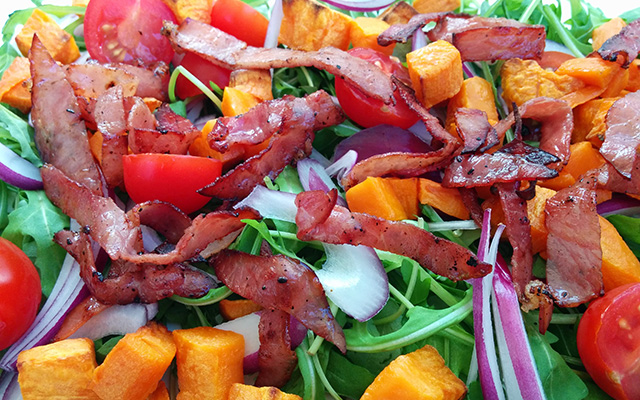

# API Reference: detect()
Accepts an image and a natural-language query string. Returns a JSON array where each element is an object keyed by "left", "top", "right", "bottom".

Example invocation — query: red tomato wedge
[
  {"left": 84, "top": 0, "right": 178, "bottom": 64},
  {"left": 210, "top": 0, "right": 269, "bottom": 47},
  {"left": 0, "top": 237, "right": 42, "bottom": 350},
  {"left": 122, "top": 154, "right": 222, "bottom": 214},
  {"left": 577, "top": 282, "right": 640, "bottom": 400},
  {"left": 334, "top": 48, "right": 419, "bottom": 129},
  {"left": 175, "top": 53, "right": 232, "bottom": 99}
]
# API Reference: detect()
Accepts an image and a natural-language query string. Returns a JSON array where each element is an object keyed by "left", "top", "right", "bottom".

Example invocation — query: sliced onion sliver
[
  {"left": 492, "top": 257, "right": 546, "bottom": 400},
  {"left": 412, "top": 29, "right": 427, "bottom": 51},
  {"left": 69, "top": 303, "right": 159, "bottom": 341},
  {"left": 297, "top": 157, "right": 347, "bottom": 207},
  {"left": 322, "top": 0, "right": 394, "bottom": 12},
  {"left": 325, "top": 150, "right": 357, "bottom": 184},
  {"left": 0, "top": 371, "right": 20, "bottom": 400},
  {"left": 264, "top": 0, "right": 283, "bottom": 48},
  {"left": 235, "top": 185, "right": 298, "bottom": 222},
  {"left": 318, "top": 244, "right": 388, "bottom": 321},
  {"left": 470, "top": 209, "right": 506, "bottom": 400},
  {"left": 597, "top": 195, "right": 640, "bottom": 217},
  {"left": 0, "top": 142, "right": 42, "bottom": 190}
]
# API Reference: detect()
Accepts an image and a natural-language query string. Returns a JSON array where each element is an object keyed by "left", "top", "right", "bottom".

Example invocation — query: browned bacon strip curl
[
  {"left": 599, "top": 91, "right": 640, "bottom": 179},
  {"left": 129, "top": 104, "right": 200, "bottom": 154},
  {"left": 255, "top": 309, "right": 298, "bottom": 388},
  {"left": 295, "top": 190, "right": 491, "bottom": 281},
  {"left": 597, "top": 18, "right": 640, "bottom": 67},
  {"left": 455, "top": 108, "right": 498, "bottom": 153},
  {"left": 212, "top": 250, "right": 347, "bottom": 353}
]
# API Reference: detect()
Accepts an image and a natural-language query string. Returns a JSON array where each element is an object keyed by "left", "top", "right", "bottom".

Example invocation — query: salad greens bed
[{"left": 1, "top": 0, "right": 640, "bottom": 398}]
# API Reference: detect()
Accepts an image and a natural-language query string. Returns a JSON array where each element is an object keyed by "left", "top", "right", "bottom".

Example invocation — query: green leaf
[
  {"left": 94, "top": 336, "right": 123, "bottom": 363},
  {"left": 619, "top": 7, "right": 640, "bottom": 22},
  {"left": 0, "top": 104, "right": 41, "bottom": 166},
  {"left": 168, "top": 101, "right": 187, "bottom": 118},
  {"left": 605, "top": 214, "right": 640, "bottom": 258},
  {"left": 2, "top": 191, "right": 69, "bottom": 297},
  {"left": 325, "top": 351, "right": 376, "bottom": 399}
]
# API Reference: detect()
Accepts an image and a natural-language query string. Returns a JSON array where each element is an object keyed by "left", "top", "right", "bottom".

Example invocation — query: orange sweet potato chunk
[
  {"left": 173, "top": 327, "right": 244, "bottom": 400},
  {"left": 91, "top": 322, "right": 176, "bottom": 400},
  {"left": 361, "top": 344, "right": 467, "bottom": 400},
  {"left": 228, "top": 383, "right": 302, "bottom": 400},
  {"left": 15, "top": 9, "right": 80, "bottom": 64},
  {"left": 600, "top": 217, "right": 640, "bottom": 291},
  {"left": 446, "top": 76, "right": 499, "bottom": 134},
  {"left": 556, "top": 57, "right": 620, "bottom": 88},
  {"left": 406, "top": 40, "right": 463, "bottom": 109},
  {"left": 17, "top": 338, "right": 100, "bottom": 400},
  {"left": 221, "top": 87, "right": 261, "bottom": 117},
  {"left": 346, "top": 176, "right": 410, "bottom": 221},
  {"left": 626, "top": 59, "right": 640, "bottom": 92},
  {"left": 572, "top": 97, "right": 619, "bottom": 145},
  {"left": 379, "top": 1, "right": 418, "bottom": 26},
  {"left": 161, "top": 0, "right": 213, "bottom": 23},
  {"left": 0, "top": 57, "right": 32, "bottom": 113},
  {"left": 418, "top": 178, "right": 469, "bottom": 220},
  {"left": 219, "top": 299, "right": 263, "bottom": 320},
  {"left": 412, "top": 0, "right": 460, "bottom": 13},
  {"left": 147, "top": 381, "right": 170, "bottom": 400},
  {"left": 229, "top": 69, "right": 273, "bottom": 102},
  {"left": 279, "top": 0, "right": 353, "bottom": 51},
  {"left": 350, "top": 17, "right": 395, "bottom": 55},
  {"left": 592, "top": 17, "right": 626, "bottom": 51}
]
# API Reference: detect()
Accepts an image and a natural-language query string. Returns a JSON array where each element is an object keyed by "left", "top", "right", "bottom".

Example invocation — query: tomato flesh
[
  {"left": 122, "top": 154, "right": 222, "bottom": 214},
  {"left": 210, "top": 0, "right": 269, "bottom": 48},
  {"left": 577, "top": 283, "right": 640, "bottom": 400},
  {"left": 84, "top": 0, "right": 178, "bottom": 64},
  {"left": 0, "top": 237, "right": 41, "bottom": 350},
  {"left": 176, "top": 53, "right": 232, "bottom": 99},
  {"left": 334, "top": 48, "right": 419, "bottom": 129}
]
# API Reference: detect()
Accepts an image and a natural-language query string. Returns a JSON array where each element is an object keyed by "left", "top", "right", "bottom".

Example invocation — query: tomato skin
[
  {"left": 0, "top": 237, "right": 42, "bottom": 350},
  {"left": 334, "top": 48, "right": 419, "bottom": 129},
  {"left": 122, "top": 154, "right": 222, "bottom": 214},
  {"left": 176, "top": 53, "right": 232, "bottom": 99},
  {"left": 210, "top": 0, "right": 269, "bottom": 47},
  {"left": 84, "top": 0, "right": 178, "bottom": 64},
  {"left": 577, "top": 283, "right": 640, "bottom": 400}
]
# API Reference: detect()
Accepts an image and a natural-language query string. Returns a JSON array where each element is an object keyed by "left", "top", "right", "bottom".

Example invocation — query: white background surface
[{"left": 0, "top": 0, "right": 636, "bottom": 32}]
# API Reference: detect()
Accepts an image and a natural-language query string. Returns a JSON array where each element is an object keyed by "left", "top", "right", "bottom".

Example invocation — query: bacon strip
[
  {"left": 129, "top": 104, "right": 200, "bottom": 154},
  {"left": 105, "top": 62, "right": 169, "bottom": 100},
  {"left": 599, "top": 91, "right": 640, "bottom": 179},
  {"left": 212, "top": 250, "right": 347, "bottom": 353},
  {"left": 597, "top": 18, "right": 640, "bottom": 67},
  {"left": 55, "top": 230, "right": 215, "bottom": 304},
  {"left": 455, "top": 108, "right": 498, "bottom": 153},
  {"left": 255, "top": 309, "right": 298, "bottom": 388},
  {"left": 199, "top": 91, "right": 344, "bottom": 200},
  {"left": 29, "top": 36, "right": 103, "bottom": 195},
  {"left": 378, "top": 13, "right": 545, "bottom": 62},
  {"left": 295, "top": 190, "right": 491, "bottom": 281},
  {"left": 94, "top": 86, "right": 127, "bottom": 188},
  {"left": 545, "top": 175, "right": 603, "bottom": 306},
  {"left": 162, "top": 19, "right": 395, "bottom": 104}
]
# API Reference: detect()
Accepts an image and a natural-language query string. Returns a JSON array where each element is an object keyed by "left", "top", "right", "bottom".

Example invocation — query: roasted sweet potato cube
[
  {"left": 172, "top": 326, "right": 244, "bottom": 400},
  {"left": 379, "top": 1, "right": 418, "bottom": 26},
  {"left": 147, "top": 381, "right": 170, "bottom": 400},
  {"left": 592, "top": 17, "right": 626, "bottom": 51},
  {"left": 15, "top": 9, "right": 80, "bottom": 64},
  {"left": 406, "top": 40, "right": 463, "bottom": 109},
  {"left": 17, "top": 338, "right": 99, "bottom": 400},
  {"left": 350, "top": 17, "right": 395, "bottom": 55},
  {"left": 221, "top": 87, "right": 261, "bottom": 117},
  {"left": 279, "top": 0, "right": 353, "bottom": 51},
  {"left": 161, "top": 0, "right": 213, "bottom": 23},
  {"left": 219, "top": 299, "right": 263, "bottom": 320},
  {"left": 413, "top": 0, "right": 460, "bottom": 13},
  {"left": 228, "top": 383, "right": 303, "bottom": 399},
  {"left": 91, "top": 322, "right": 176, "bottom": 400},
  {"left": 445, "top": 76, "right": 499, "bottom": 135},
  {"left": 0, "top": 57, "right": 32, "bottom": 113},
  {"left": 229, "top": 69, "right": 273, "bottom": 101}
]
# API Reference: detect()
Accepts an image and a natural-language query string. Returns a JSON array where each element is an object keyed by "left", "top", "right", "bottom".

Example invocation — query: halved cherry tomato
[
  {"left": 175, "top": 53, "right": 232, "bottom": 99},
  {"left": 577, "top": 282, "right": 640, "bottom": 400},
  {"left": 84, "top": 0, "right": 178, "bottom": 64},
  {"left": 122, "top": 154, "right": 222, "bottom": 214},
  {"left": 210, "top": 0, "right": 269, "bottom": 47},
  {"left": 0, "top": 237, "right": 41, "bottom": 350},
  {"left": 334, "top": 48, "right": 419, "bottom": 129}
]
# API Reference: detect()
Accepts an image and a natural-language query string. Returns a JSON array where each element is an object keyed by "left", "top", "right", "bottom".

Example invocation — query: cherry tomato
[
  {"left": 0, "top": 237, "right": 41, "bottom": 350},
  {"left": 334, "top": 48, "right": 419, "bottom": 129},
  {"left": 577, "top": 283, "right": 640, "bottom": 400},
  {"left": 122, "top": 154, "right": 222, "bottom": 214},
  {"left": 210, "top": 0, "right": 269, "bottom": 47},
  {"left": 175, "top": 53, "right": 232, "bottom": 99},
  {"left": 84, "top": 0, "right": 178, "bottom": 64}
]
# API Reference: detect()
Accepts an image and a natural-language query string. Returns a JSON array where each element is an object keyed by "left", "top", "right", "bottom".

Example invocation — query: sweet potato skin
[{"left": 16, "top": 9, "right": 80, "bottom": 64}]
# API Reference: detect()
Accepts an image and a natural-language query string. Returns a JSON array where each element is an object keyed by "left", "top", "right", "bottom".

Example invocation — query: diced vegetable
[
  {"left": 591, "top": 17, "right": 626, "bottom": 51},
  {"left": 228, "top": 383, "right": 302, "bottom": 399},
  {"left": 599, "top": 218, "right": 640, "bottom": 291},
  {"left": 161, "top": 0, "right": 213, "bottom": 23},
  {"left": 539, "top": 141, "right": 606, "bottom": 191},
  {"left": 412, "top": 0, "right": 459, "bottom": 13},
  {"left": 229, "top": 69, "right": 274, "bottom": 102},
  {"left": 345, "top": 176, "right": 413, "bottom": 221},
  {"left": 406, "top": 40, "right": 463, "bottom": 109},
  {"left": 17, "top": 338, "right": 99, "bottom": 399},
  {"left": 219, "top": 299, "right": 264, "bottom": 320},
  {"left": 15, "top": 9, "right": 80, "bottom": 64},
  {"left": 378, "top": 1, "right": 417, "bottom": 25},
  {"left": 445, "top": 77, "right": 499, "bottom": 135},
  {"left": 147, "top": 381, "right": 170, "bottom": 400},
  {"left": 172, "top": 327, "right": 245, "bottom": 400},
  {"left": 572, "top": 98, "right": 620, "bottom": 144},
  {"left": 626, "top": 59, "right": 640, "bottom": 92},
  {"left": 556, "top": 57, "right": 621, "bottom": 88},
  {"left": 418, "top": 178, "right": 469, "bottom": 220},
  {"left": 91, "top": 322, "right": 176, "bottom": 400},
  {"left": 279, "top": 0, "right": 353, "bottom": 51},
  {"left": 600, "top": 67, "right": 629, "bottom": 98},
  {"left": 349, "top": 17, "right": 394, "bottom": 55},
  {"left": 360, "top": 344, "right": 467, "bottom": 400},
  {"left": 0, "top": 57, "right": 32, "bottom": 114},
  {"left": 221, "top": 87, "right": 261, "bottom": 117}
]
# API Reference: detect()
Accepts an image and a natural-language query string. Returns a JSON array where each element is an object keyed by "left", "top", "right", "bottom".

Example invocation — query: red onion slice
[
  {"left": 264, "top": 0, "right": 283, "bottom": 49},
  {"left": 412, "top": 30, "right": 427, "bottom": 51},
  {"left": 326, "top": 150, "right": 357, "bottom": 184},
  {"left": 0, "top": 142, "right": 43, "bottom": 190},
  {"left": 297, "top": 157, "right": 347, "bottom": 207},
  {"left": 0, "top": 371, "right": 20, "bottom": 400},
  {"left": 68, "top": 303, "right": 159, "bottom": 341},
  {"left": 597, "top": 195, "right": 640, "bottom": 217},
  {"left": 322, "top": 0, "right": 395, "bottom": 12}
]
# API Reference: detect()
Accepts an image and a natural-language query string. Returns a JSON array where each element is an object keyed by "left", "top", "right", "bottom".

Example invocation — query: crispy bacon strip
[
  {"left": 379, "top": 13, "right": 545, "bottom": 61},
  {"left": 295, "top": 190, "right": 491, "bottom": 281},
  {"left": 128, "top": 201, "right": 192, "bottom": 244},
  {"left": 212, "top": 250, "right": 347, "bottom": 353},
  {"left": 340, "top": 78, "right": 459, "bottom": 190},
  {"left": 105, "top": 62, "right": 169, "bottom": 100},
  {"left": 255, "top": 309, "right": 298, "bottom": 388},
  {"left": 597, "top": 160, "right": 640, "bottom": 196},
  {"left": 599, "top": 91, "right": 640, "bottom": 179},
  {"left": 597, "top": 18, "right": 640, "bottom": 67},
  {"left": 545, "top": 174, "right": 603, "bottom": 306},
  {"left": 129, "top": 104, "right": 200, "bottom": 154},
  {"left": 55, "top": 230, "right": 215, "bottom": 304},
  {"left": 455, "top": 108, "right": 498, "bottom": 153},
  {"left": 199, "top": 91, "right": 344, "bottom": 200},
  {"left": 30, "top": 36, "right": 103, "bottom": 195},
  {"left": 94, "top": 86, "right": 127, "bottom": 188},
  {"left": 162, "top": 19, "right": 395, "bottom": 104}
]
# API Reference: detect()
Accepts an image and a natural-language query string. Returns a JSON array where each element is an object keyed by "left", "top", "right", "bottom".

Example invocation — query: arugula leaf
[
  {"left": 606, "top": 214, "right": 640, "bottom": 258},
  {"left": 0, "top": 104, "right": 41, "bottom": 165},
  {"left": 1, "top": 190, "right": 69, "bottom": 297},
  {"left": 325, "top": 351, "right": 376, "bottom": 399},
  {"left": 619, "top": 7, "right": 640, "bottom": 22}
]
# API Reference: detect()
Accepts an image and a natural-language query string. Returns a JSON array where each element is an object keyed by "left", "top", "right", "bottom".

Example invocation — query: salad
[{"left": 0, "top": 0, "right": 640, "bottom": 398}]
